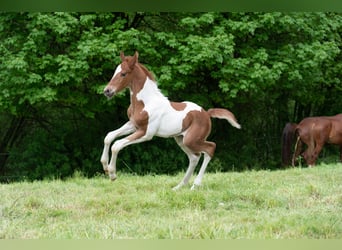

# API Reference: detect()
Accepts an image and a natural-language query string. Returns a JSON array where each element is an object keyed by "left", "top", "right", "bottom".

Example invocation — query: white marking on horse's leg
[
  {"left": 107, "top": 138, "right": 129, "bottom": 181},
  {"left": 107, "top": 133, "right": 153, "bottom": 181},
  {"left": 191, "top": 153, "right": 212, "bottom": 190},
  {"left": 172, "top": 136, "right": 200, "bottom": 190},
  {"left": 173, "top": 153, "right": 200, "bottom": 191},
  {"left": 100, "top": 122, "right": 135, "bottom": 172}
]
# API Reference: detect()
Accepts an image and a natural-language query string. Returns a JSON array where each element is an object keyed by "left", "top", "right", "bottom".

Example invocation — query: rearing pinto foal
[{"left": 100, "top": 51, "right": 241, "bottom": 190}]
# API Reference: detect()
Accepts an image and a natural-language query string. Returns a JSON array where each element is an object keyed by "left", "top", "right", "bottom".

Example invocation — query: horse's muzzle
[{"left": 104, "top": 88, "right": 115, "bottom": 98}]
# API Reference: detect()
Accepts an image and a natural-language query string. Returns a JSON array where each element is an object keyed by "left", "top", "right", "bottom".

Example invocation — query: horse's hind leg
[
  {"left": 307, "top": 131, "right": 325, "bottom": 166},
  {"left": 302, "top": 140, "right": 318, "bottom": 167},
  {"left": 310, "top": 143, "right": 324, "bottom": 166},
  {"left": 185, "top": 138, "right": 216, "bottom": 190},
  {"left": 172, "top": 136, "right": 201, "bottom": 190},
  {"left": 191, "top": 151, "right": 213, "bottom": 190},
  {"left": 174, "top": 112, "right": 216, "bottom": 190}
]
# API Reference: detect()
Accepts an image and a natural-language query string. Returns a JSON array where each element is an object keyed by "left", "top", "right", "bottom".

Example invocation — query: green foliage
[
  {"left": 0, "top": 12, "right": 341, "bottom": 180},
  {"left": 8, "top": 128, "right": 71, "bottom": 180}
]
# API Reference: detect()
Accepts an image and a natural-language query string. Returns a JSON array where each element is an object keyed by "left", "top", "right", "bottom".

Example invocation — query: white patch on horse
[
  {"left": 136, "top": 78, "right": 201, "bottom": 137},
  {"left": 112, "top": 64, "right": 122, "bottom": 79}
]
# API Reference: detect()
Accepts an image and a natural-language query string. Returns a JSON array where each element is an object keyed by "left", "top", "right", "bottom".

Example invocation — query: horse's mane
[{"left": 138, "top": 63, "right": 156, "bottom": 82}]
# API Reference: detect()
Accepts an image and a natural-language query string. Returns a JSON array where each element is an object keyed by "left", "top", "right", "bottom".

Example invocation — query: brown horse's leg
[
  {"left": 303, "top": 142, "right": 320, "bottom": 167},
  {"left": 309, "top": 127, "right": 329, "bottom": 166},
  {"left": 303, "top": 147, "right": 313, "bottom": 167},
  {"left": 301, "top": 130, "right": 316, "bottom": 167},
  {"left": 310, "top": 142, "right": 324, "bottom": 166}
]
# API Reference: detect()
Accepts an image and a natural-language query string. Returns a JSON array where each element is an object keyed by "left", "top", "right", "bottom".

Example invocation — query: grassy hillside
[{"left": 1, "top": 163, "right": 342, "bottom": 239}]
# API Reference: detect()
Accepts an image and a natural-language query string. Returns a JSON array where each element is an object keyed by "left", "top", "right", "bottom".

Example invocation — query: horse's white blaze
[
  {"left": 112, "top": 64, "right": 122, "bottom": 79},
  {"left": 136, "top": 78, "right": 201, "bottom": 137},
  {"left": 104, "top": 65, "right": 123, "bottom": 95}
]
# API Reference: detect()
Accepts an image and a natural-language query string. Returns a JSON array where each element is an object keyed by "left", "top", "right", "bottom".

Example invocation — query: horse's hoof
[{"left": 109, "top": 174, "right": 117, "bottom": 181}]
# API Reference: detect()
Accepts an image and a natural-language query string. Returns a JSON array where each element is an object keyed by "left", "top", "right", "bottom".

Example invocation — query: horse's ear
[
  {"left": 128, "top": 51, "right": 139, "bottom": 69},
  {"left": 120, "top": 51, "right": 125, "bottom": 61},
  {"left": 134, "top": 51, "right": 139, "bottom": 61}
]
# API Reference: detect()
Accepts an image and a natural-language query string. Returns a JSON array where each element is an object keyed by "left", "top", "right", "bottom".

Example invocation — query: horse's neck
[{"left": 131, "top": 77, "right": 168, "bottom": 104}]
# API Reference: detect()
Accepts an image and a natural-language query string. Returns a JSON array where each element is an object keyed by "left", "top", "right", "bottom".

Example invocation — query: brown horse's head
[{"left": 104, "top": 51, "right": 139, "bottom": 98}]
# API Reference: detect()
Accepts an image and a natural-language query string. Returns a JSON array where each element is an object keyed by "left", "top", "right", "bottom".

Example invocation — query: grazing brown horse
[
  {"left": 100, "top": 51, "right": 241, "bottom": 190},
  {"left": 282, "top": 114, "right": 342, "bottom": 167}
]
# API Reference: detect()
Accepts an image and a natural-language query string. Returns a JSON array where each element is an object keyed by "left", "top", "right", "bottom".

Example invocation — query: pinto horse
[
  {"left": 100, "top": 51, "right": 241, "bottom": 190},
  {"left": 281, "top": 114, "right": 342, "bottom": 167}
]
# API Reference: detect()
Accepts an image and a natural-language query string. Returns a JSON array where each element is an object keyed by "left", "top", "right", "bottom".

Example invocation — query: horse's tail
[
  {"left": 281, "top": 122, "right": 297, "bottom": 166},
  {"left": 292, "top": 134, "right": 302, "bottom": 166},
  {"left": 207, "top": 108, "right": 241, "bottom": 129}
]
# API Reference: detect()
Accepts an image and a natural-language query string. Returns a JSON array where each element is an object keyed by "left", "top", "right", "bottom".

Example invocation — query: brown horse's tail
[
  {"left": 207, "top": 108, "right": 241, "bottom": 129},
  {"left": 281, "top": 122, "right": 297, "bottom": 166}
]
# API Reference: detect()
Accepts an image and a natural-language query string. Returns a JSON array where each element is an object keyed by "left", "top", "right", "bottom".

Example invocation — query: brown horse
[
  {"left": 100, "top": 51, "right": 241, "bottom": 190},
  {"left": 282, "top": 114, "right": 342, "bottom": 167}
]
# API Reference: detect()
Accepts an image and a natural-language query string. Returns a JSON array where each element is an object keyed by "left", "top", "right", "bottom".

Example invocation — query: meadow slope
[{"left": 1, "top": 163, "right": 342, "bottom": 239}]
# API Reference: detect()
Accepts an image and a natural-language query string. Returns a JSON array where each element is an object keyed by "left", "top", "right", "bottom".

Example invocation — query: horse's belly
[
  {"left": 329, "top": 132, "right": 342, "bottom": 144},
  {"left": 155, "top": 116, "right": 183, "bottom": 137}
]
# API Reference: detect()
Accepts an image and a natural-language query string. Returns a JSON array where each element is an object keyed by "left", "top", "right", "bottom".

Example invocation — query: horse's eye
[{"left": 121, "top": 73, "right": 127, "bottom": 77}]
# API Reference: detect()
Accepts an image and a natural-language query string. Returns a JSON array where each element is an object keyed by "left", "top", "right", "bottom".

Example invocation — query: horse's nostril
[
  {"left": 104, "top": 89, "right": 112, "bottom": 96},
  {"left": 104, "top": 88, "right": 114, "bottom": 98}
]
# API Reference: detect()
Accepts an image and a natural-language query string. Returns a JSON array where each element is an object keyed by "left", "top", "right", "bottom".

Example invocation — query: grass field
[{"left": 1, "top": 163, "right": 342, "bottom": 239}]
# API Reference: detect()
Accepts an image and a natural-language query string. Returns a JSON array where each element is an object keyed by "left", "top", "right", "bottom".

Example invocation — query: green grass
[{"left": 1, "top": 163, "right": 342, "bottom": 239}]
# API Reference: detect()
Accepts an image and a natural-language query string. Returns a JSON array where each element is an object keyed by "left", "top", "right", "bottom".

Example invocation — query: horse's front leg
[
  {"left": 107, "top": 129, "right": 153, "bottom": 181},
  {"left": 100, "top": 121, "right": 135, "bottom": 174}
]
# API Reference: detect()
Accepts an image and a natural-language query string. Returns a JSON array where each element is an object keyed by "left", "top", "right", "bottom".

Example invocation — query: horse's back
[
  {"left": 329, "top": 114, "right": 342, "bottom": 144},
  {"left": 298, "top": 115, "right": 342, "bottom": 145},
  {"left": 333, "top": 113, "right": 342, "bottom": 119},
  {"left": 297, "top": 117, "right": 329, "bottom": 141},
  {"left": 329, "top": 114, "right": 342, "bottom": 123}
]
